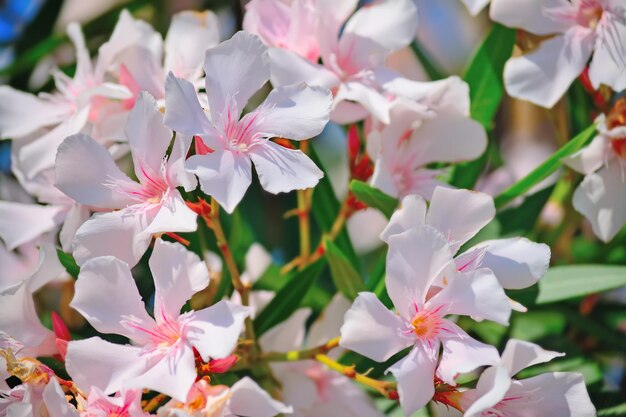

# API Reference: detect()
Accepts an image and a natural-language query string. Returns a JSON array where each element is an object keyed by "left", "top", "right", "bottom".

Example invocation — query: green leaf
[
  {"left": 537, "top": 265, "right": 626, "bottom": 304},
  {"left": 410, "top": 40, "right": 447, "bottom": 80},
  {"left": 349, "top": 180, "right": 398, "bottom": 219},
  {"left": 309, "top": 147, "right": 359, "bottom": 266},
  {"left": 325, "top": 238, "right": 365, "bottom": 300},
  {"left": 494, "top": 124, "right": 596, "bottom": 209},
  {"left": 516, "top": 356, "right": 603, "bottom": 386},
  {"left": 254, "top": 260, "right": 326, "bottom": 335},
  {"left": 599, "top": 403, "right": 626, "bottom": 417},
  {"left": 56, "top": 250, "right": 79, "bottom": 278}
]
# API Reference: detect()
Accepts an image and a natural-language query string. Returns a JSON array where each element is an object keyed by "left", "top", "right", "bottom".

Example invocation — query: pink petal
[
  {"left": 229, "top": 377, "right": 293, "bottom": 417},
  {"left": 260, "top": 308, "right": 311, "bottom": 352},
  {"left": 268, "top": 47, "right": 340, "bottom": 89},
  {"left": 0, "top": 202, "right": 64, "bottom": 250},
  {"left": 163, "top": 72, "right": 215, "bottom": 136},
  {"left": 463, "top": 366, "right": 512, "bottom": 417},
  {"left": 490, "top": 0, "right": 574, "bottom": 35},
  {"left": 143, "top": 192, "right": 198, "bottom": 235},
  {"left": 0, "top": 87, "right": 68, "bottom": 139},
  {"left": 563, "top": 134, "right": 609, "bottom": 175},
  {"left": 380, "top": 194, "right": 428, "bottom": 243},
  {"left": 43, "top": 379, "right": 79, "bottom": 417},
  {"left": 501, "top": 339, "right": 564, "bottom": 376}
]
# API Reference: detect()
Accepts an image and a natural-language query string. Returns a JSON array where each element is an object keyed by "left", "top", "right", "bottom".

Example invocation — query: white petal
[
  {"left": 249, "top": 141, "right": 323, "bottom": 194},
  {"left": 71, "top": 256, "right": 155, "bottom": 341},
  {"left": 463, "top": 366, "right": 512, "bottom": 417},
  {"left": 386, "top": 226, "right": 456, "bottom": 315},
  {"left": 55, "top": 134, "right": 136, "bottom": 209},
  {"left": 306, "top": 293, "right": 352, "bottom": 349},
  {"left": 501, "top": 339, "right": 564, "bottom": 376},
  {"left": 562, "top": 134, "right": 609, "bottom": 175},
  {"left": 503, "top": 28, "right": 595, "bottom": 108},
  {"left": 164, "top": 72, "right": 214, "bottom": 136},
  {"left": 380, "top": 194, "right": 428, "bottom": 243},
  {"left": 59, "top": 204, "right": 90, "bottom": 252},
  {"left": 187, "top": 300, "right": 250, "bottom": 361},
  {"left": 431, "top": 268, "right": 511, "bottom": 325},
  {"left": 426, "top": 187, "right": 495, "bottom": 254},
  {"left": 461, "top": 0, "right": 491, "bottom": 16},
  {"left": 437, "top": 322, "right": 500, "bottom": 384},
  {"left": 387, "top": 345, "right": 437, "bottom": 416},
  {"left": 253, "top": 83, "right": 332, "bottom": 140},
  {"left": 489, "top": 0, "right": 573, "bottom": 35},
  {"left": 573, "top": 160, "right": 626, "bottom": 242},
  {"left": 229, "top": 377, "right": 293, "bottom": 417},
  {"left": 260, "top": 308, "right": 311, "bottom": 352},
  {"left": 0, "top": 202, "right": 64, "bottom": 250},
  {"left": 268, "top": 47, "right": 340, "bottom": 89},
  {"left": 0, "top": 87, "right": 67, "bottom": 139},
  {"left": 149, "top": 238, "right": 209, "bottom": 319},
  {"left": 125, "top": 92, "right": 173, "bottom": 175},
  {"left": 72, "top": 210, "right": 153, "bottom": 267},
  {"left": 471, "top": 237, "right": 551, "bottom": 290},
  {"left": 589, "top": 13, "right": 626, "bottom": 91},
  {"left": 204, "top": 31, "right": 269, "bottom": 119},
  {"left": 143, "top": 192, "right": 198, "bottom": 235},
  {"left": 165, "top": 11, "right": 220, "bottom": 80},
  {"left": 186, "top": 149, "right": 253, "bottom": 213},
  {"left": 242, "top": 243, "right": 272, "bottom": 284},
  {"left": 334, "top": 81, "right": 390, "bottom": 124},
  {"left": 43, "top": 379, "right": 79, "bottom": 417},
  {"left": 339, "top": 292, "right": 412, "bottom": 362}
]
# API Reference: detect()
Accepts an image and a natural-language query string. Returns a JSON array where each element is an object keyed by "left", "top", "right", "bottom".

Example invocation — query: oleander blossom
[
  {"left": 164, "top": 31, "right": 332, "bottom": 213},
  {"left": 491, "top": 0, "right": 626, "bottom": 108},
  {"left": 340, "top": 225, "right": 512, "bottom": 416},
  {"left": 65, "top": 239, "right": 250, "bottom": 401},
  {"left": 461, "top": 339, "right": 596, "bottom": 417},
  {"left": 564, "top": 99, "right": 626, "bottom": 242},
  {"left": 55, "top": 92, "right": 197, "bottom": 267}
]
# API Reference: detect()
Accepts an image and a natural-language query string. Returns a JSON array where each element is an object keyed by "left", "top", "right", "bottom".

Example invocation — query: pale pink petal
[
  {"left": 330, "top": 100, "right": 371, "bottom": 125},
  {"left": 244, "top": 0, "right": 291, "bottom": 47},
  {"left": 339, "top": 292, "right": 412, "bottom": 362},
  {"left": 66, "top": 23, "right": 93, "bottom": 82},
  {"left": 268, "top": 48, "right": 340, "bottom": 89},
  {"left": 164, "top": 72, "right": 214, "bottom": 136},
  {"left": 55, "top": 134, "right": 136, "bottom": 209},
  {"left": 463, "top": 366, "right": 512, "bottom": 417},
  {"left": 489, "top": 0, "right": 574, "bottom": 35},
  {"left": 505, "top": 372, "right": 595, "bottom": 417},
  {"left": 186, "top": 148, "right": 253, "bottom": 214},
  {"left": 386, "top": 226, "right": 456, "bottom": 315},
  {"left": 461, "top": 0, "right": 491, "bottom": 16},
  {"left": 334, "top": 82, "right": 390, "bottom": 124},
  {"left": 65, "top": 337, "right": 145, "bottom": 395},
  {"left": 501, "top": 339, "right": 564, "bottom": 376},
  {"left": 430, "top": 268, "right": 511, "bottom": 325},
  {"left": 387, "top": 345, "right": 438, "bottom": 416},
  {"left": 43, "top": 379, "right": 79, "bottom": 417},
  {"left": 589, "top": 11, "right": 626, "bottom": 91},
  {"left": 167, "top": 134, "right": 197, "bottom": 192},
  {"left": 125, "top": 92, "right": 173, "bottom": 175},
  {"left": 0, "top": 202, "right": 64, "bottom": 250},
  {"left": 72, "top": 210, "right": 153, "bottom": 267},
  {"left": 307, "top": 293, "right": 352, "bottom": 349},
  {"left": 426, "top": 187, "right": 495, "bottom": 254},
  {"left": 204, "top": 31, "right": 269, "bottom": 119},
  {"left": 28, "top": 240, "right": 66, "bottom": 293},
  {"left": 143, "top": 192, "right": 198, "bottom": 235},
  {"left": 470, "top": 238, "right": 551, "bottom": 290},
  {"left": 187, "top": 300, "right": 250, "bottom": 361},
  {"left": 59, "top": 204, "right": 90, "bottom": 252},
  {"left": 437, "top": 322, "right": 500, "bottom": 384},
  {"left": 383, "top": 76, "right": 470, "bottom": 116},
  {"left": 229, "top": 377, "right": 293, "bottom": 417},
  {"left": 252, "top": 83, "right": 332, "bottom": 140},
  {"left": 316, "top": 0, "right": 358, "bottom": 62},
  {"left": 149, "top": 238, "right": 209, "bottom": 318},
  {"left": 249, "top": 141, "right": 323, "bottom": 194},
  {"left": 563, "top": 134, "right": 609, "bottom": 175},
  {"left": 165, "top": 11, "right": 220, "bottom": 80},
  {"left": 242, "top": 243, "right": 272, "bottom": 284},
  {"left": 125, "top": 344, "right": 197, "bottom": 402},
  {"left": 260, "top": 308, "right": 311, "bottom": 352},
  {"left": 573, "top": 160, "right": 626, "bottom": 242},
  {"left": 503, "top": 27, "right": 596, "bottom": 108},
  {"left": 380, "top": 194, "right": 428, "bottom": 243},
  {"left": 276, "top": 371, "right": 318, "bottom": 412},
  {"left": 71, "top": 256, "right": 155, "bottom": 342},
  {"left": 0, "top": 87, "right": 68, "bottom": 139}
]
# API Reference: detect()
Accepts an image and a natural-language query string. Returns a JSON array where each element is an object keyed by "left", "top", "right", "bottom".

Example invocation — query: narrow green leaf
[
  {"left": 599, "top": 402, "right": 626, "bottom": 416},
  {"left": 349, "top": 180, "right": 398, "bottom": 219},
  {"left": 537, "top": 265, "right": 626, "bottom": 304},
  {"left": 56, "top": 250, "right": 79, "bottom": 278},
  {"left": 494, "top": 124, "right": 596, "bottom": 209},
  {"left": 516, "top": 357, "right": 603, "bottom": 386},
  {"left": 463, "top": 24, "right": 516, "bottom": 129},
  {"left": 410, "top": 41, "right": 447, "bottom": 80},
  {"left": 325, "top": 239, "right": 365, "bottom": 300},
  {"left": 254, "top": 260, "right": 326, "bottom": 335}
]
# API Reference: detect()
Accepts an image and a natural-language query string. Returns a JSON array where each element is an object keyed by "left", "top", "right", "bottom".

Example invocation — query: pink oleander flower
[
  {"left": 65, "top": 239, "right": 250, "bottom": 401},
  {"left": 564, "top": 102, "right": 626, "bottom": 242},
  {"left": 0, "top": 377, "right": 79, "bottom": 417},
  {"left": 259, "top": 295, "right": 382, "bottom": 417},
  {"left": 80, "top": 388, "right": 148, "bottom": 417},
  {"left": 243, "top": 0, "right": 319, "bottom": 61},
  {"left": 164, "top": 31, "right": 331, "bottom": 213},
  {"left": 340, "top": 224, "right": 512, "bottom": 416},
  {"left": 157, "top": 377, "right": 291, "bottom": 417},
  {"left": 380, "top": 187, "right": 551, "bottom": 311},
  {"left": 461, "top": 339, "right": 596, "bottom": 417},
  {"left": 267, "top": 0, "right": 418, "bottom": 124},
  {"left": 368, "top": 77, "right": 487, "bottom": 199},
  {"left": 55, "top": 92, "right": 197, "bottom": 267},
  {"left": 491, "top": 0, "right": 626, "bottom": 108}
]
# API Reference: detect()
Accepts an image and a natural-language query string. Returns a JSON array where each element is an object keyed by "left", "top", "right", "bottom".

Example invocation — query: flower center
[
  {"left": 409, "top": 307, "right": 443, "bottom": 340},
  {"left": 577, "top": 0, "right": 604, "bottom": 29},
  {"left": 607, "top": 98, "right": 626, "bottom": 161}
]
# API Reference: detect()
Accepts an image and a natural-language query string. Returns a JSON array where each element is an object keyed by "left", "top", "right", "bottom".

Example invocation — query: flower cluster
[{"left": 1, "top": 0, "right": 623, "bottom": 416}]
